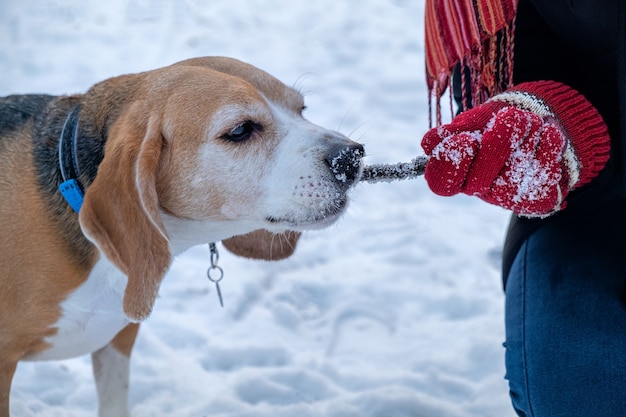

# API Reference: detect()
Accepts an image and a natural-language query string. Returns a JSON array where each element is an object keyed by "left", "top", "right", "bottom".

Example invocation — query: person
[{"left": 421, "top": 1, "right": 626, "bottom": 416}]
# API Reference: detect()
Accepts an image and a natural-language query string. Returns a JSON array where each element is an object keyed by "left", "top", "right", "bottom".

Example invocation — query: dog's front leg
[
  {"left": 92, "top": 323, "right": 139, "bottom": 417},
  {"left": 0, "top": 361, "right": 17, "bottom": 417}
]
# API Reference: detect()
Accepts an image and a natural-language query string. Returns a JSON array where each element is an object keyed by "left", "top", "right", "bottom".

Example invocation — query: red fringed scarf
[{"left": 425, "top": 0, "right": 518, "bottom": 126}]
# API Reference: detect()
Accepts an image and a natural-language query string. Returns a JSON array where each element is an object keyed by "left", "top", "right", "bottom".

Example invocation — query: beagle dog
[{"left": 0, "top": 56, "right": 364, "bottom": 416}]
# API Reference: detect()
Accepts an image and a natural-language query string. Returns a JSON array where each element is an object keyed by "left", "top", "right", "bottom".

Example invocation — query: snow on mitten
[{"left": 421, "top": 81, "right": 611, "bottom": 217}]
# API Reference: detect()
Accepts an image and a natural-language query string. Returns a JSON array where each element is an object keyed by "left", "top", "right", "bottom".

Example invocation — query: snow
[{"left": 1, "top": 1, "right": 515, "bottom": 416}]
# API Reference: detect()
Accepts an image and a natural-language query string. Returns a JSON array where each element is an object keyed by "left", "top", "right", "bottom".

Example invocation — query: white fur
[
  {"left": 24, "top": 257, "right": 129, "bottom": 361},
  {"left": 92, "top": 344, "right": 132, "bottom": 417},
  {"left": 257, "top": 102, "right": 353, "bottom": 230}
]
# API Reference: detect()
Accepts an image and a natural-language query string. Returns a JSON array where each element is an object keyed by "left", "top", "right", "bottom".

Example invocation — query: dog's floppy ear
[
  {"left": 222, "top": 230, "right": 301, "bottom": 261},
  {"left": 79, "top": 109, "right": 170, "bottom": 322}
]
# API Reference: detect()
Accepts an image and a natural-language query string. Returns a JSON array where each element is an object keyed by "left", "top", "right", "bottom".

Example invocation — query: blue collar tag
[{"left": 59, "top": 179, "right": 84, "bottom": 212}]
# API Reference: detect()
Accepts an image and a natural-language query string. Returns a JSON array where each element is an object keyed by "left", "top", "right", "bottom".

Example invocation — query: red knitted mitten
[{"left": 421, "top": 81, "right": 611, "bottom": 217}]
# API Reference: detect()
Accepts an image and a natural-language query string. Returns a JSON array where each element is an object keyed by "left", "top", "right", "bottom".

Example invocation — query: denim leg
[{"left": 504, "top": 216, "right": 626, "bottom": 417}]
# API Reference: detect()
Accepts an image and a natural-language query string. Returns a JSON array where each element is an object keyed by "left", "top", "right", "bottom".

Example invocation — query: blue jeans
[{"left": 504, "top": 205, "right": 626, "bottom": 417}]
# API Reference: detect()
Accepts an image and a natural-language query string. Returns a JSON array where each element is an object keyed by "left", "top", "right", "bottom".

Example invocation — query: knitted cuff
[{"left": 489, "top": 81, "right": 611, "bottom": 188}]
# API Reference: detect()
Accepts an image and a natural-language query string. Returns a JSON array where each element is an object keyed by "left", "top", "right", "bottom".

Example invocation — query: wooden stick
[{"left": 360, "top": 156, "right": 428, "bottom": 184}]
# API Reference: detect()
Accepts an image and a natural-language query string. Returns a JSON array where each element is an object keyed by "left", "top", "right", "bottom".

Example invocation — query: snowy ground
[{"left": 1, "top": 1, "right": 515, "bottom": 416}]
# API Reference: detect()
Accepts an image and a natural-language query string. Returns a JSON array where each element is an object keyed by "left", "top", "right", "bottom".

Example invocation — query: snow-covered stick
[{"left": 360, "top": 155, "right": 428, "bottom": 184}]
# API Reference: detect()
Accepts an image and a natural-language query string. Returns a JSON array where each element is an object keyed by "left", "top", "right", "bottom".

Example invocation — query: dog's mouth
[{"left": 265, "top": 197, "right": 348, "bottom": 230}]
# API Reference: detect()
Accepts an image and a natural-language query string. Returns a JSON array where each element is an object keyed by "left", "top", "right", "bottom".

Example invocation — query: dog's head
[{"left": 77, "top": 57, "right": 364, "bottom": 321}]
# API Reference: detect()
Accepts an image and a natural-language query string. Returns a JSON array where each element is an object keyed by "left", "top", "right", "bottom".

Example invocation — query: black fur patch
[
  {"left": 31, "top": 95, "right": 106, "bottom": 204},
  {"left": 0, "top": 94, "right": 55, "bottom": 138},
  {"left": 27, "top": 94, "right": 107, "bottom": 267}
]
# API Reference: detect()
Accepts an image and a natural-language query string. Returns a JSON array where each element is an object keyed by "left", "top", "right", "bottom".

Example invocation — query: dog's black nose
[{"left": 325, "top": 141, "right": 364, "bottom": 189}]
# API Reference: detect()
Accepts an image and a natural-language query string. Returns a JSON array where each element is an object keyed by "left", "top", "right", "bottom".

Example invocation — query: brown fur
[{"left": 80, "top": 111, "right": 171, "bottom": 322}]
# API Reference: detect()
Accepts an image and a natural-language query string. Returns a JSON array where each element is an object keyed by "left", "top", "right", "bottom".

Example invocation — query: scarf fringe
[{"left": 426, "top": 0, "right": 518, "bottom": 127}]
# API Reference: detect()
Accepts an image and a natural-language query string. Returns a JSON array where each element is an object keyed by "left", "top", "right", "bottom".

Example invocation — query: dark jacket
[{"left": 500, "top": 0, "right": 626, "bottom": 286}]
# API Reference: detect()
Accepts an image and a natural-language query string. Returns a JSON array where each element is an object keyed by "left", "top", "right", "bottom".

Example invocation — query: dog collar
[{"left": 58, "top": 106, "right": 85, "bottom": 212}]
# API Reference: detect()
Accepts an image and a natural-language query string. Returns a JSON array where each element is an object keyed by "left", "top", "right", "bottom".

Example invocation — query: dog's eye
[{"left": 222, "top": 121, "right": 261, "bottom": 143}]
